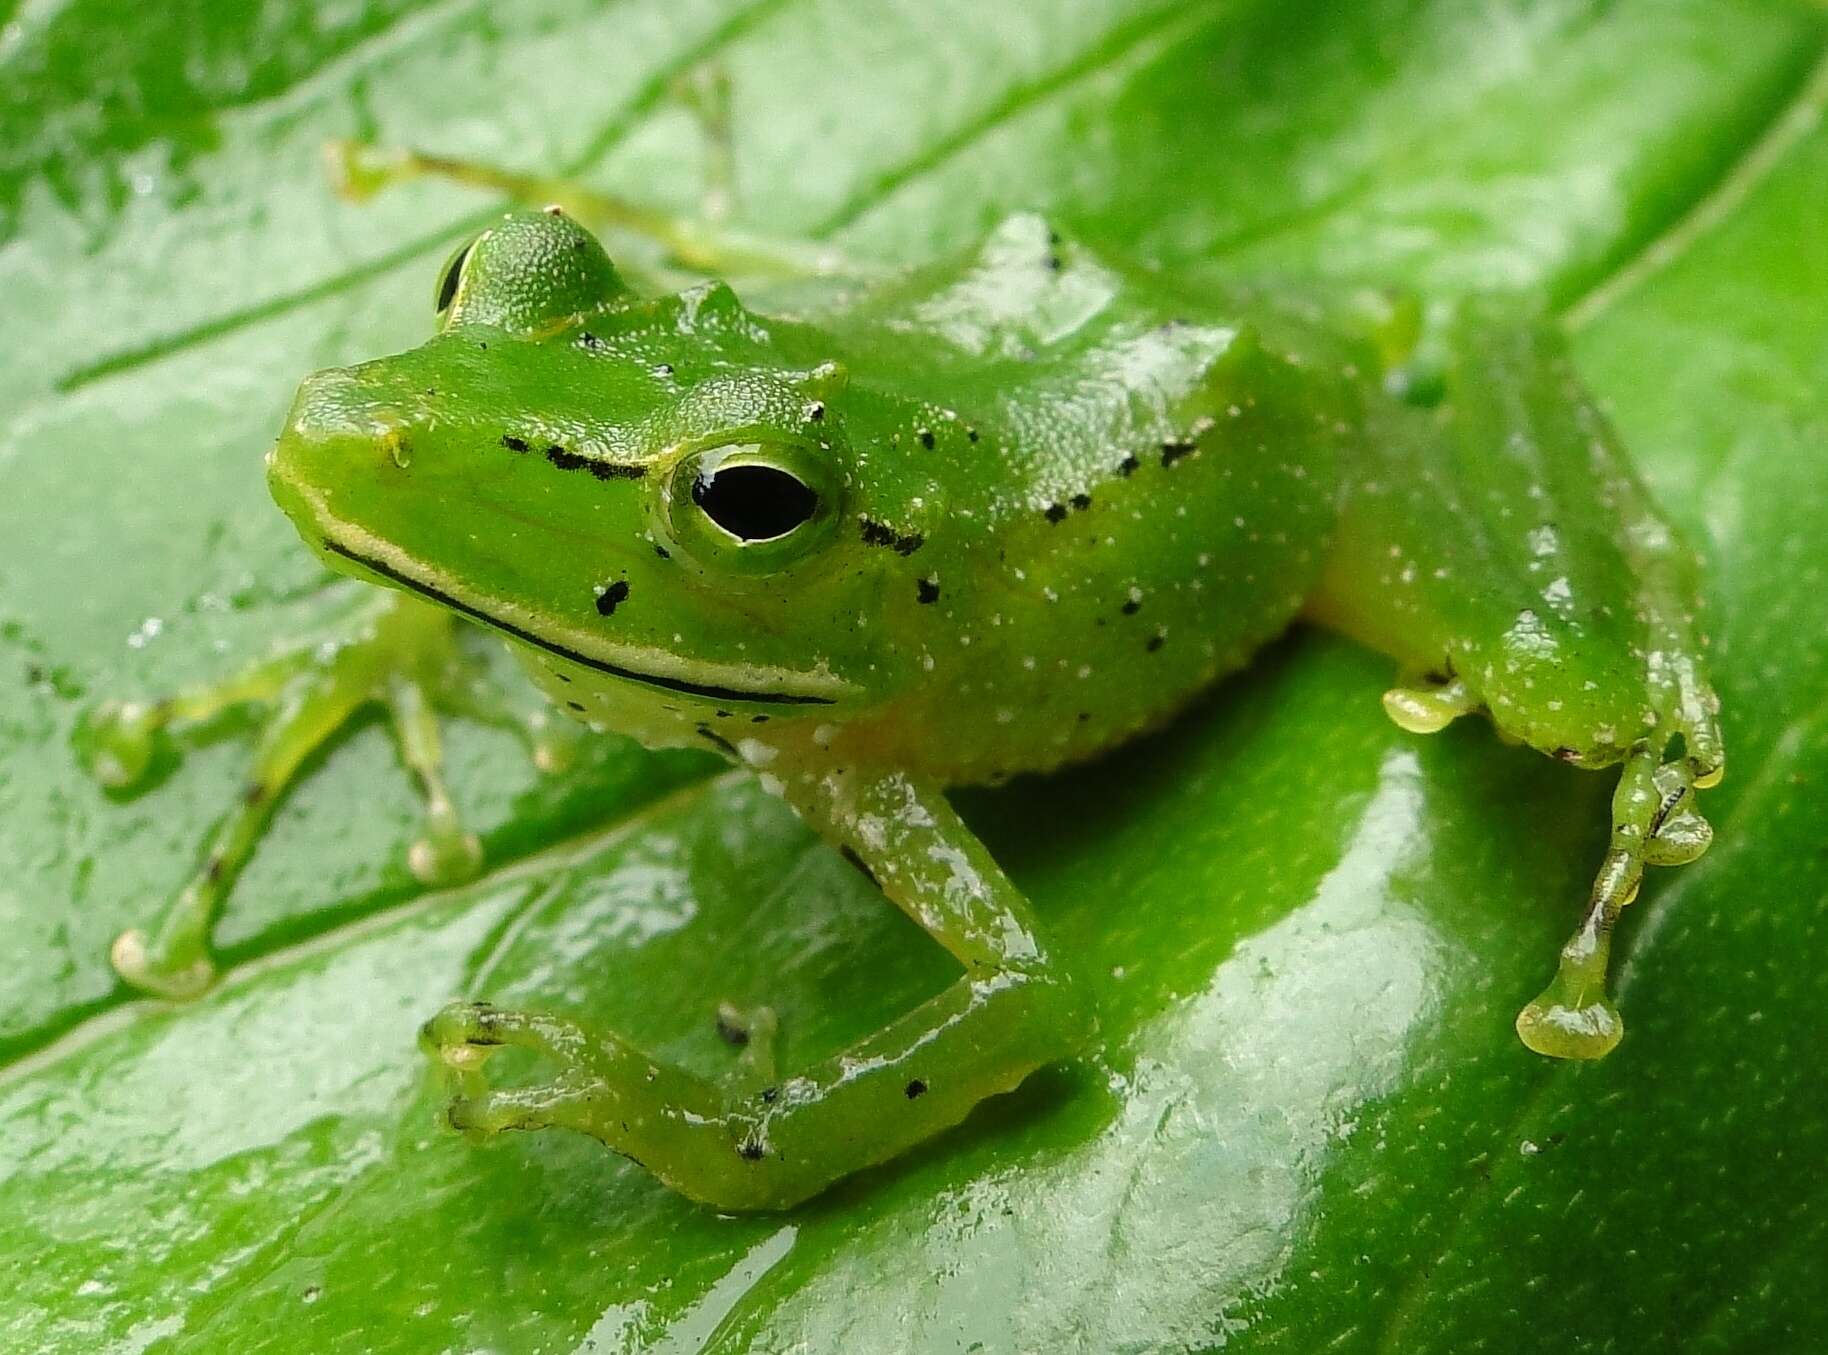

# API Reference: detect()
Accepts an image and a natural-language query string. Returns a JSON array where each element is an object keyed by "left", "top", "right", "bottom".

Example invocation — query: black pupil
[
  {"left": 435, "top": 242, "right": 472, "bottom": 314},
  {"left": 692, "top": 464, "right": 817, "bottom": 541}
]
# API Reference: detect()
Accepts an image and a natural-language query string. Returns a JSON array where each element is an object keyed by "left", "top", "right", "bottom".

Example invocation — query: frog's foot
[
  {"left": 1514, "top": 738, "right": 1715, "bottom": 1059},
  {"left": 421, "top": 1001, "right": 767, "bottom": 1202},
  {"left": 84, "top": 592, "right": 567, "bottom": 1000}
]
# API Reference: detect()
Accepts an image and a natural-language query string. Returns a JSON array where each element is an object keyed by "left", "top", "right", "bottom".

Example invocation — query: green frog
[{"left": 81, "top": 150, "right": 1722, "bottom": 1209}]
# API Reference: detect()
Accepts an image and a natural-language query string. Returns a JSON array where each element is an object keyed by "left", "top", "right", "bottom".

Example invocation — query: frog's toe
[
  {"left": 1644, "top": 800, "right": 1712, "bottom": 866},
  {"left": 420, "top": 1001, "right": 587, "bottom": 1067},
  {"left": 445, "top": 1081, "right": 607, "bottom": 1141},
  {"left": 407, "top": 814, "right": 484, "bottom": 887},
  {"left": 110, "top": 925, "right": 217, "bottom": 1001},
  {"left": 78, "top": 699, "right": 168, "bottom": 791},
  {"left": 1516, "top": 976, "right": 1623, "bottom": 1060},
  {"left": 526, "top": 713, "right": 582, "bottom": 775},
  {"left": 1381, "top": 672, "right": 1477, "bottom": 735},
  {"left": 420, "top": 1002, "right": 622, "bottom": 1140}
]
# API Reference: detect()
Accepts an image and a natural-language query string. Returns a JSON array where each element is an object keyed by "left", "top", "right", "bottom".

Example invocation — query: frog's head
[{"left": 270, "top": 209, "right": 918, "bottom": 723}]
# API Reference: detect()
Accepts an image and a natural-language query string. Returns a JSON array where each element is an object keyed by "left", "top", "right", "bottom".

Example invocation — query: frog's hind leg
[
  {"left": 1311, "top": 305, "right": 1724, "bottom": 1059},
  {"left": 84, "top": 591, "right": 552, "bottom": 1000}
]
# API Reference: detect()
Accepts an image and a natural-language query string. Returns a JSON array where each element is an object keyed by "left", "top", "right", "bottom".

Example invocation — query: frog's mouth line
[{"left": 320, "top": 539, "right": 839, "bottom": 707}]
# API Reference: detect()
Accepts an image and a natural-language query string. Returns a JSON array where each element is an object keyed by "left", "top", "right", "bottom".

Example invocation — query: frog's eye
[
  {"left": 660, "top": 441, "right": 839, "bottom": 574},
  {"left": 691, "top": 464, "right": 818, "bottom": 542},
  {"left": 434, "top": 237, "right": 477, "bottom": 317}
]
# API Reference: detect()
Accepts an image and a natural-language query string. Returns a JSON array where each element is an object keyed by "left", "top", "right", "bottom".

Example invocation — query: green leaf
[{"left": 4, "top": 2, "right": 1826, "bottom": 1351}]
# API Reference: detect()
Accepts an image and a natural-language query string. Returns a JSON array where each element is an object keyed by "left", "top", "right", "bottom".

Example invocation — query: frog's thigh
[{"left": 422, "top": 766, "right": 1089, "bottom": 1210}]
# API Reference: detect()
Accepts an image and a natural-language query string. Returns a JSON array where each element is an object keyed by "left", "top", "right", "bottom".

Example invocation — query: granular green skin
[{"left": 86, "top": 205, "right": 1722, "bottom": 1209}]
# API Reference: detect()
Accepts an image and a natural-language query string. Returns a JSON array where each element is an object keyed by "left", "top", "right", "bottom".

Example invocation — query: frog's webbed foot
[
  {"left": 80, "top": 591, "right": 566, "bottom": 1000},
  {"left": 420, "top": 1001, "right": 763, "bottom": 1200}
]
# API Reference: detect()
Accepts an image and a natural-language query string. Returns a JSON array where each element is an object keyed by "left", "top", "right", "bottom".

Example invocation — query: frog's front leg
[
  {"left": 323, "top": 86, "right": 849, "bottom": 285},
  {"left": 1310, "top": 308, "right": 1724, "bottom": 1059},
  {"left": 421, "top": 764, "right": 1091, "bottom": 1210},
  {"left": 81, "top": 590, "right": 568, "bottom": 1000}
]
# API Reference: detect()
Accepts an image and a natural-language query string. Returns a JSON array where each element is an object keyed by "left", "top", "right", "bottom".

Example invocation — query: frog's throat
[{"left": 319, "top": 539, "right": 842, "bottom": 708}]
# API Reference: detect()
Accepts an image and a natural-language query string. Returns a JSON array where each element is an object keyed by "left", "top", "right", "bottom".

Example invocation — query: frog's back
[{"left": 774, "top": 217, "right": 1361, "bottom": 780}]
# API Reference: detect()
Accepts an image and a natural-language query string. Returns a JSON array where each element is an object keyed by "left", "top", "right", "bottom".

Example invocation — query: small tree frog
[{"left": 83, "top": 156, "right": 1722, "bottom": 1210}]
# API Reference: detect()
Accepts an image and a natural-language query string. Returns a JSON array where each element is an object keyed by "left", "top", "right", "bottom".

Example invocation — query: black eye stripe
[{"left": 692, "top": 464, "right": 818, "bottom": 542}]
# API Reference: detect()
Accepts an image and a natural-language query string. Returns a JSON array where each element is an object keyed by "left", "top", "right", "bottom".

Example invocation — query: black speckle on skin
[
  {"left": 653, "top": 362, "right": 674, "bottom": 378},
  {"left": 1044, "top": 253, "right": 1062, "bottom": 272},
  {"left": 738, "top": 1138, "right": 765, "bottom": 1162},
  {"left": 553, "top": 669, "right": 572, "bottom": 683},
  {"left": 1147, "top": 633, "right": 1166, "bottom": 653},
  {"left": 1161, "top": 439, "right": 1196, "bottom": 467},
  {"left": 501, "top": 434, "right": 529, "bottom": 453},
  {"left": 595, "top": 579, "right": 630, "bottom": 617},
  {"left": 576, "top": 331, "right": 606, "bottom": 351},
  {"left": 567, "top": 700, "right": 587, "bottom": 712},
  {"left": 697, "top": 724, "right": 739, "bottom": 758},
  {"left": 918, "top": 428, "right": 936, "bottom": 450},
  {"left": 243, "top": 782, "right": 267, "bottom": 806},
  {"left": 1070, "top": 493, "right": 1092, "bottom": 511},
  {"left": 966, "top": 426, "right": 980, "bottom": 443},
  {"left": 715, "top": 1011, "right": 750, "bottom": 1047},
  {"left": 1118, "top": 454, "right": 1140, "bottom": 476},
  {"left": 759, "top": 1086, "right": 778, "bottom": 1103},
  {"left": 206, "top": 855, "right": 224, "bottom": 883},
  {"left": 905, "top": 1078, "right": 927, "bottom": 1099},
  {"left": 1121, "top": 599, "right": 1141, "bottom": 615},
  {"left": 653, "top": 543, "right": 671, "bottom": 560},
  {"left": 916, "top": 577, "right": 941, "bottom": 605},
  {"left": 859, "top": 518, "right": 925, "bottom": 555},
  {"left": 806, "top": 400, "right": 826, "bottom": 423},
  {"left": 751, "top": 714, "right": 769, "bottom": 724},
  {"left": 1044, "top": 503, "right": 1068, "bottom": 524},
  {"left": 547, "top": 445, "right": 646, "bottom": 481}
]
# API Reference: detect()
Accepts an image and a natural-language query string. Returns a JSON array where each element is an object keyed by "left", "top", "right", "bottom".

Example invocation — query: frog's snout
[
  {"left": 269, "top": 365, "right": 419, "bottom": 542},
  {"left": 273, "top": 367, "right": 415, "bottom": 484}
]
